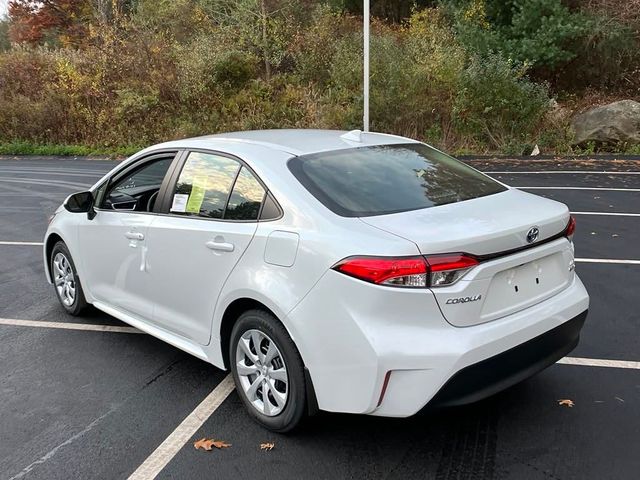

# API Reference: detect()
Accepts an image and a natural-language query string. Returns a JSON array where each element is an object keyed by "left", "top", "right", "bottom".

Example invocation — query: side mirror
[{"left": 64, "top": 191, "right": 94, "bottom": 214}]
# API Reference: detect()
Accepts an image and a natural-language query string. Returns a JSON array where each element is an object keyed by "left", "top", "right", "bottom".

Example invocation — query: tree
[
  {"left": 0, "top": 19, "right": 10, "bottom": 51},
  {"left": 8, "top": 0, "right": 92, "bottom": 47},
  {"left": 198, "top": 0, "right": 300, "bottom": 80},
  {"left": 90, "top": 0, "right": 137, "bottom": 25}
]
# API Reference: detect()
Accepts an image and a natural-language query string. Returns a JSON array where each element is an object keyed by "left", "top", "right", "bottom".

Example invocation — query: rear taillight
[
  {"left": 333, "top": 256, "right": 428, "bottom": 287},
  {"left": 565, "top": 215, "right": 576, "bottom": 241},
  {"left": 425, "top": 254, "right": 479, "bottom": 287},
  {"left": 332, "top": 253, "right": 478, "bottom": 288}
]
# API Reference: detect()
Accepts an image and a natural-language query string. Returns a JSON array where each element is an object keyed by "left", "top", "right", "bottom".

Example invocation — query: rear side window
[
  {"left": 288, "top": 144, "right": 507, "bottom": 217},
  {"left": 171, "top": 152, "right": 239, "bottom": 219},
  {"left": 169, "top": 152, "right": 268, "bottom": 221}
]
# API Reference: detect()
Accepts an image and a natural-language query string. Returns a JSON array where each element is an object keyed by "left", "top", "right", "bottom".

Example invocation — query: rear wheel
[
  {"left": 230, "top": 309, "right": 307, "bottom": 432},
  {"left": 50, "top": 241, "right": 88, "bottom": 316}
]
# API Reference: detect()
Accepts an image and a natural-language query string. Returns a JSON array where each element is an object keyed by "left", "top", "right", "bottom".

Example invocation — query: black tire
[
  {"left": 229, "top": 309, "right": 307, "bottom": 432},
  {"left": 50, "top": 241, "right": 88, "bottom": 316}
]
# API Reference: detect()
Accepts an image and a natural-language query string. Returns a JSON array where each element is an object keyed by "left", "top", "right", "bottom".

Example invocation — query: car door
[
  {"left": 78, "top": 152, "right": 179, "bottom": 320},
  {"left": 145, "top": 150, "right": 267, "bottom": 345}
]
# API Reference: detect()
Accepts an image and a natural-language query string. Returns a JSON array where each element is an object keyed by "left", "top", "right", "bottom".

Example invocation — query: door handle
[
  {"left": 125, "top": 231, "right": 144, "bottom": 241},
  {"left": 205, "top": 240, "right": 235, "bottom": 252}
]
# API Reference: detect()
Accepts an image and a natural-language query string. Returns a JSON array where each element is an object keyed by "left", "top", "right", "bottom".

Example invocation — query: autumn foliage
[
  {"left": 8, "top": 0, "right": 92, "bottom": 47},
  {"left": 0, "top": 0, "right": 638, "bottom": 155}
]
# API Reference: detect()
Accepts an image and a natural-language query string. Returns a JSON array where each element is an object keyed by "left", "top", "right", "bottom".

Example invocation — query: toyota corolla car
[{"left": 44, "top": 129, "right": 589, "bottom": 431}]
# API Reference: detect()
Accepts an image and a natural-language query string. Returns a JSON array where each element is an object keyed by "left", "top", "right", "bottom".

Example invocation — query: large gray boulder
[{"left": 572, "top": 100, "right": 640, "bottom": 146}]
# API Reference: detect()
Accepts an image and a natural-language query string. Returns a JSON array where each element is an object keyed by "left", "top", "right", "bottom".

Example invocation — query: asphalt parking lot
[{"left": 1, "top": 155, "right": 638, "bottom": 480}]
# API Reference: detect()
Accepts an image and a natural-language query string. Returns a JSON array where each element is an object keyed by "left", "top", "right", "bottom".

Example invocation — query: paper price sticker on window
[
  {"left": 186, "top": 176, "right": 207, "bottom": 214},
  {"left": 170, "top": 193, "right": 189, "bottom": 213}
]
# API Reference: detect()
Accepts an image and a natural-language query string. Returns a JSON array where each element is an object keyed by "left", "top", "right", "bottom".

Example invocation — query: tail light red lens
[
  {"left": 565, "top": 215, "right": 576, "bottom": 240},
  {"left": 332, "top": 253, "right": 478, "bottom": 288},
  {"left": 333, "top": 256, "right": 428, "bottom": 287},
  {"left": 425, "top": 254, "right": 479, "bottom": 287}
]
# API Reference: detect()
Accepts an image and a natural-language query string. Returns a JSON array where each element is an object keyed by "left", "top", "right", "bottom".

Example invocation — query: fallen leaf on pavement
[
  {"left": 194, "top": 438, "right": 232, "bottom": 451},
  {"left": 212, "top": 440, "right": 232, "bottom": 449},
  {"left": 260, "top": 442, "right": 275, "bottom": 451},
  {"left": 558, "top": 399, "right": 574, "bottom": 407},
  {"left": 194, "top": 438, "right": 216, "bottom": 451}
]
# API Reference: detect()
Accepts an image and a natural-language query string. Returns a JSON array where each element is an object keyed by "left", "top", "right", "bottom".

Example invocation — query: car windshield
[{"left": 287, "top": 143, "right": 507, "bottom": 217}]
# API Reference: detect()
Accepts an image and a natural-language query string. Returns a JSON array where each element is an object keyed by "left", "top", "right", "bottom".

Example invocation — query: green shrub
[
  {"left": 213, "top": 50, "right": 258, "bottom": 89},
  {"left": 448, "top": 0, "right": 640, "bottom": 91},
  {"left": 562, "top": 13, "right": 640, "bottom": 90},
  {"left": 453, "top": 54, "right": 550, "bottom": 151},
  {"left": 290, "top": 5, "right": 354, "bottom": 86},
  {"left": 452, "top": 0, "right": 589, "bottom": 68}
]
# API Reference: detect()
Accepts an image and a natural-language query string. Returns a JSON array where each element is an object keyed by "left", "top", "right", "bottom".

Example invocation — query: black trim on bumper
[{"left": 429, "top": 310, "right": 588, "bottom": 407}]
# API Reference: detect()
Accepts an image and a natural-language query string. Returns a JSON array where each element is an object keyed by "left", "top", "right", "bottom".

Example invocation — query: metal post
[{"left": 363, "top": 0, "right": 370, "bottom": 132}]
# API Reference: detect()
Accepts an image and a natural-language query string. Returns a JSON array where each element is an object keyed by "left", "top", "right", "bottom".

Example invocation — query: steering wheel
[{"left": 147, "top": 191, "right": 159, "bottom": 212}]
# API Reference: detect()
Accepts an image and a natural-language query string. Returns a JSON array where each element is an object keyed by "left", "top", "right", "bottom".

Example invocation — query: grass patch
[{"left": 0, "top": 141, "right": 139, "bottom": 158}]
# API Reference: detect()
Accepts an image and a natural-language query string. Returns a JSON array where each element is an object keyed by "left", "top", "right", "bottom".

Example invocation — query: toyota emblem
[{"left": 526, "top": 227, "right": 539, "bottom": 244}]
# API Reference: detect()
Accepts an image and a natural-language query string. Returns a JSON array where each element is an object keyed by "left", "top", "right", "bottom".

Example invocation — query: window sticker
[
  {"left": 186, "top": 176, "right": 206, "bottom": 214},
  {"left": 171, "top": 193, "right": 189, "bottom": 213}
]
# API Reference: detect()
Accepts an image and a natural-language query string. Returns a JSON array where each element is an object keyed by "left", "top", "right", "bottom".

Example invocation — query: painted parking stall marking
[
  {"left": 575, "top": 258, "right": 640, "bottom": 265},
  {"left": 518, "top": 186, "right": 640, "bottom": 192},
  {"left": 0, "top": 318, "right": 143, "bottom": 334},
  {"left": 571, "top": 211, "right": 640, "bottom": 217},
  {"left": 558, "top": 357, "right": 640, "bottom": 370},
  {"left": 486, "top": 170, "right": 640, "bottom": 175},
  {"left": 0, "top": 241, "right": 44, "bottom": 246}
]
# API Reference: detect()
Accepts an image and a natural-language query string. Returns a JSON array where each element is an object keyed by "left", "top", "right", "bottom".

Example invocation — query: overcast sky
[{"left": 0, "top": 1, "right": 7, "bottom": 19}]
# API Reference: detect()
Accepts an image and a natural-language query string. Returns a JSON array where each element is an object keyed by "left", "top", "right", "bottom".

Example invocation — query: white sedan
[{"left": 44, "top": 130, "right": 589, "bottom": 431}]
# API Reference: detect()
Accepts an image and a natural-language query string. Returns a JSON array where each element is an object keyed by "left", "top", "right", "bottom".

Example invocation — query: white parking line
[
  {"left": 0, "top": 177, "right": 91, "bottom": 189},
  {"left": 0, "top": 318, "right": 143, "bottom": 334},
  {"left": 558, "top": 357, "right": 640, "bottom": 370},
  {"left": 127, "top": 374, "right": 235, "bottom": 480},
  {"left": 487, "top": 171, "right": 640, "bottom": 175},
  {"left": 572, "top": 211, "right": 640, "bottom": 217},
  {"left": 0, "top": 241, "right": 44, "bottom": 246},
  {"left": 519, "top": 186, "right": 640, "bottom": 192},
  {"left": 575, "top": 258, "right": 640, "bottom": 265}
]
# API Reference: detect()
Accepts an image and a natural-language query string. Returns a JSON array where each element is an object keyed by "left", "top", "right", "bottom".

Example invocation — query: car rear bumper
[
  {"left": 286, "top": 270, "right": 589, "bottom": 417},
  {"left": 428, "top": 309, "right": 587, "bottom": 407}
]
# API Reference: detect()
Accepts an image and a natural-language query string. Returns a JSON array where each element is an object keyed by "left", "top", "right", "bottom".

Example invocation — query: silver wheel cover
[
  {"left": 53, "top": 252, "right": 76, "bottom": 307},
  {"left": 235, "top": 329, "right": 289, "bottom": 416}
]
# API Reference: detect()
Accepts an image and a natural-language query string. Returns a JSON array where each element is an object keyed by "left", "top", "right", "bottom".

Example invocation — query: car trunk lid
[{"left": 360, "top": 189, "right": 575, "bottom": 326}]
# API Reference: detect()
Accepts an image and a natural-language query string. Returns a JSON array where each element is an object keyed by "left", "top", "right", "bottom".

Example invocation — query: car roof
[{"left": 152, "top": 129, "right": 419, "bottom": 156}]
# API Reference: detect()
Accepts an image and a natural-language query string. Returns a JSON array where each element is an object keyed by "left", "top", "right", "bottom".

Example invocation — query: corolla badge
[
  {"left": 526, "top": 226, "right": 539, "bottom": 244},
  {"left": 445, "top": 295, "right": 482, "bottom": 305}
]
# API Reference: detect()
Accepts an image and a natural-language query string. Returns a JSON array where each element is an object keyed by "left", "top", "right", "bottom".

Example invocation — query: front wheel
[
  {"left": 230, "top": 309, "right": 307, "bottom": 432},
  {"left": 50, "top": 241, "right": 88, "bottom": 316}
]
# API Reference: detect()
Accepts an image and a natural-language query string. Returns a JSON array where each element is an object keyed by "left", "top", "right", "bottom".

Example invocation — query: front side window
[
  {"left": 102, "top": 157, "right": 174, "bottom": 212},
  {"left": 288, "top": 143, "right": 507, "bottom": 217}
]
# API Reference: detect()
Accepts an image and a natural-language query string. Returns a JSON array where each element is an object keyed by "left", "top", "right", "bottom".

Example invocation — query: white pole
[{"left": 363, "top": 0, "right": 370, "bottom": 132}]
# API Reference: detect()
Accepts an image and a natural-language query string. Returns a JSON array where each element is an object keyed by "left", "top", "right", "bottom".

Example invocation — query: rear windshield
[{"left": 288, "top": 143, "right": 507, "bottom": 217}]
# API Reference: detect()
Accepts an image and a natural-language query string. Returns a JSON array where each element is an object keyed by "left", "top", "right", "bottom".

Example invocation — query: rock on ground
[{"left": 572, "top": 100, "right": 640, "bottom": 146}]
